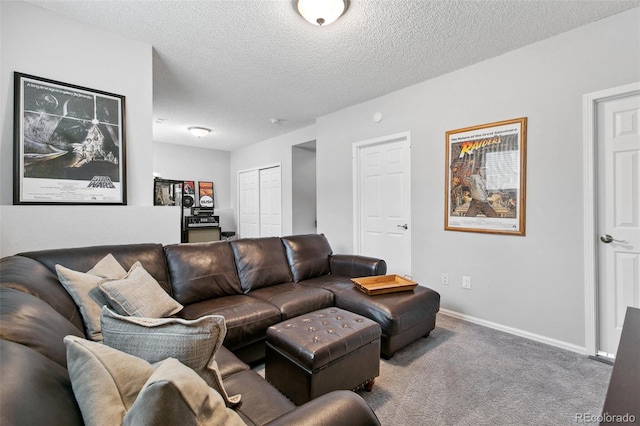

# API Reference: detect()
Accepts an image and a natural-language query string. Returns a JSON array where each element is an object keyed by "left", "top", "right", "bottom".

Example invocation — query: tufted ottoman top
[{"left": 266, "top": 307, "right": 381, "bottom": 371}]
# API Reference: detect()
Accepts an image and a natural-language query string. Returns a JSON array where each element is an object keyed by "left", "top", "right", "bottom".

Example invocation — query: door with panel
[
  {"left": 597, "top": 91, "right": 640, "bottom": 358},
  {"left": 354, "top": 134, "right": 412, "bottom": 276}
]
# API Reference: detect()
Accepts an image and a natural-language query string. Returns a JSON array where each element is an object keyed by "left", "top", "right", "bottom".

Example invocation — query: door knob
[
  {"left": 600, "top": 234, "right": 626, "bottom": 244},
  {"left": 397, "top": 224, "right": 408, "bottom": 230}
]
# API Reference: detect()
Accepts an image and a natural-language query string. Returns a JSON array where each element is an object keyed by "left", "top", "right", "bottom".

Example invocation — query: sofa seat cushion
[
  {"left": 297, "top": 274, "right": 357, "bottom": 292},
  {"left": 215, "top": 345, "right": 251, "bottom": 379},
  {"left": 332, "top": 285, "right": 440, "bottom": 336},
  {"left": 179, "top": 295, "right": 281, "bottom": 351},
  {"left": 247, "top": 283, "right": 334, "bottom": 320},
  {"left": 230, "top": 237, "right": 293, "bottom": 293},
  {"left": 222, "top": 369, "right": 296, "bottom": 425},
  {"left": 281, "top": 234, "right": 332, "bottom": 282},
  {"left": 164, "top": 241, "right": 243, "bottom": 305}
]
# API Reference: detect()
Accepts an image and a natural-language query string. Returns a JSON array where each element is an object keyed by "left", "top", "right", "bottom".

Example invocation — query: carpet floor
[
  {"left": 255, "top": 313, "right": 612, "bottom": 425},
  {"left": 355, "top": 313, "right": 612, "bottom": 426}
]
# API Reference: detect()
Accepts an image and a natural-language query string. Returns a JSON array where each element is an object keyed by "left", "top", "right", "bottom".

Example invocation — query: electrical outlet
[
  {"left": 441, "top": 273, "right": 448, "bottom": 285},
  {"left": 462, "top": 275, "right": 471, "bottom": 290}
]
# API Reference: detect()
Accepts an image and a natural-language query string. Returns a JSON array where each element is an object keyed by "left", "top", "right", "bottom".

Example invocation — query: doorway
[
  {"left": 292, "top": 141, "right": 317, "bottom": 235},
  {"left": 353, "top": 132, "right": 412, "bottom": 275},
  {"left": 584, "top": 82, "right": 640, "bottom": 359}
]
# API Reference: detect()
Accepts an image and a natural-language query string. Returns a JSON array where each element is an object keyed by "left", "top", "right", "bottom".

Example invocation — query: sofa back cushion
[
  {"left": 1, "top": 339, "right": 84, "bottom": 426},
  {"left": 230, "top": 237, "right": 293, "bottom": 293},
  {"left": 0, "top": 256, "right": 84, "bottom": 332},
  {"left": 281, "top": 234, "right": 333, "bottom": 282},
  {"left": 164, "top": 241, "right": 243, "bottom": 305},
  {"left": 0, "top": 287, "right": 83, "bottom": 368},
  {"left": 19, "top": 244, "right": 172, "bottom": 295}
]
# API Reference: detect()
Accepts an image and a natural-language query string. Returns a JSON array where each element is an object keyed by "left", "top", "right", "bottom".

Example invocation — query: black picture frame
[
  {"left": 153, "top": 178, "right": 183, "bottom": 207},
  {"left": 13, "top": 72, "right": 127, "bottom": 205}
]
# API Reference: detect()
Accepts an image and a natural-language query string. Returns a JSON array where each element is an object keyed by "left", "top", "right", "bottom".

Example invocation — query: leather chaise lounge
[{"left": 0, "top": 233, "right": 440, "bottom": 425}]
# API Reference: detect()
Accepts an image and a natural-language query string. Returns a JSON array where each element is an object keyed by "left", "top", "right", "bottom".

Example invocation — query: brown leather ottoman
[{"left": 265, "top": 307, "right": 381, "bottom": 405}]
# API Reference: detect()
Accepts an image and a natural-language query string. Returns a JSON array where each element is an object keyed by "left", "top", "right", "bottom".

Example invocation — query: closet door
[
  {"left": 259, "top": 166, "right": 282, "bottom": 237},
  {"left": 237, "top": 165, "right": 281, "bottom": 238},
  {"left": 238, "top": 169, "right": 259, "bottom": 238}
]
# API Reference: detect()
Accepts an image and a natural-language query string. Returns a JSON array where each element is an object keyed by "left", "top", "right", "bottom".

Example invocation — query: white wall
[
  {"left": 315, "top": 9, "right": 639, "bottom": 351},
  {"left": 234, "top": 9, "right": 640, "bottom": 351},
  {"left": 153, "top": 141, "right": 234, "bottom": 231},
  {"left": 0, "top": 2, "right": 179, "bottom": 256},
  {"left": 230, "top": 125, "right": 315, "bottom": 236}
]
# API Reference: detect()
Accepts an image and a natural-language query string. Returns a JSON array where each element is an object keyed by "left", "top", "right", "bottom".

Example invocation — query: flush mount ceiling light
[
  {"left": 296, "top": 0, "right": 348, "bottom": 26},
  {"left": 188, "top": 126, "right": 211, "bottom": 138}
]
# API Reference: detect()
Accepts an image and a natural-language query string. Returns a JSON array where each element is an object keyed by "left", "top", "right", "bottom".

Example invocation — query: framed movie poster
[
  {"left": 444, "top": 117, "right": 527, "bottom": 236},
  {"left": 13, "top": 72, "right": 126, "bottom": 204},
  {"left": 182, "top": 180, "right": 195, "bottom": 208},
  {"left": 198, "top": 181, "right": 214, "bottom": 208},
  {"left": 153, "top": 179, "right": 183, "bottom": 207}
]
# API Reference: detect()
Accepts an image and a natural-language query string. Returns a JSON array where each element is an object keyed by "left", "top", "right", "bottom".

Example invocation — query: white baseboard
[{"left": 439, "top": 308, "right": 587, "bottom": 355}]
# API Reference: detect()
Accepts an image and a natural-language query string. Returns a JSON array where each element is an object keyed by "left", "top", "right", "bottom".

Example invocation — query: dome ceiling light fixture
[
  {"left": 188, "top": 126, "right": 212, "bottom": 138},
  {"left": 296, "top": 0, "right": 348, "bottom": 26}
]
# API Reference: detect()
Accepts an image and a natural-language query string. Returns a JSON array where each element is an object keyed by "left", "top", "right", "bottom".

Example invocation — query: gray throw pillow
[
  {"left": 98, "top": 261, "right": 183, "bottom": 318},
  {"left": 100, "top": 307, "right": 241, "bottom": 407},
  {"left": 56, "top": 254, "right": 128, "bottom": 341}
]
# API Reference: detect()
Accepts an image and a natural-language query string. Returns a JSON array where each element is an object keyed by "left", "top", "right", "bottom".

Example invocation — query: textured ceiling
[{"left": 27, "top": 0, "right": 639, "bottom": 151}]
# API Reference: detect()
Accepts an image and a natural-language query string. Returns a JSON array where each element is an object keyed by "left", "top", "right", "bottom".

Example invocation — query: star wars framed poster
[
  {"left": 13, "top": 72, "right": 126, "bottom": 205},
  {"left": 444, "top": 117, "right": 527, "bottom": 236}
]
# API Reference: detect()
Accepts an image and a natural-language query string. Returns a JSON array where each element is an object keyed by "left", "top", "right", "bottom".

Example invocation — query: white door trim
[
  {"left": 583, "top": 82, "right": 640, "bottom": 357},
  {"left": 352, "top": 131, "right": 411, "bottom": 255}
]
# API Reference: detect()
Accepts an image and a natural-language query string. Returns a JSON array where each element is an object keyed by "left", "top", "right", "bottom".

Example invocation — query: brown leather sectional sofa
[{"left": 0, "top": 233, "right": 440, "bottom": 425}]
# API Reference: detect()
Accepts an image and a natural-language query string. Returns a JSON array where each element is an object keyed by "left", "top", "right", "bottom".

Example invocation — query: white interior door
[
  {"left": 597, "top": 91, "right": 640, "bottom": 358},
  {"left": 354, "top": 133, "right": 411, "bottom": 275},
  {"left": 259, "top": 166, "right": 282, "bottom": 237},
  {"left": 238, "top": 170, "right": 259, "bottom": 238}
]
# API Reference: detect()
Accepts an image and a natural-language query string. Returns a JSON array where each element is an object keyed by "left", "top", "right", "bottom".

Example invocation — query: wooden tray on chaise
[{"left": 351, "top": 275, "right": 418, "bottom": 296}]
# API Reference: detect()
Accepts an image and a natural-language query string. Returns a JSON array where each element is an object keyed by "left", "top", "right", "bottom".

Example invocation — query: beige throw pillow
[
  {"left": 64, "top": 335, "right": 155, "bottom": 426},
  {"left": 87, "top": 253, "right": 128, "bottom": 278},
  {"left": 98, "top": 261, "right": 183, "bottom": 318},
  {"left": 101, "top": 307, "right": 241, "bottom": 407},
  {"left": 124, "top": 358, "right": 245, "bottom": 426},
  {"left": 64, "top": 336, "right": 244, "bottom": 426},
  {"left": 56, "top": 254, "right": 128, "bottom": 341}
]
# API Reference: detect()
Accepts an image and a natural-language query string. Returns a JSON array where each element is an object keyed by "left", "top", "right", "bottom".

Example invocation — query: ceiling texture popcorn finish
[{"left": 28, "top": 0, "right": 639, "bottom": 151}]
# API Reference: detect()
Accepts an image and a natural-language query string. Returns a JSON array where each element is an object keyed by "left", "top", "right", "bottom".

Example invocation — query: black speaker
[{"left": 182, "top": 195, "right": 194, "bottom": 208}]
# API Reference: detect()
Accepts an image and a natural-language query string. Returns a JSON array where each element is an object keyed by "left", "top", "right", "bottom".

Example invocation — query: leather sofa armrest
[
  {"left": 330, "top": 254, "right": 387, "bottom": 278},
  {"left": 264, "top": 390, "right": 380, "bottom": 426}
]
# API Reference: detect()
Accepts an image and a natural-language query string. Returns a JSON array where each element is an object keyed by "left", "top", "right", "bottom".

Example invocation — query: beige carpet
[
  {"left": 355, "top": 313, "right": 612, "bottom": 425},
  {"left": 256, "top": 313, "right": 612, "bottom": 425}
]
